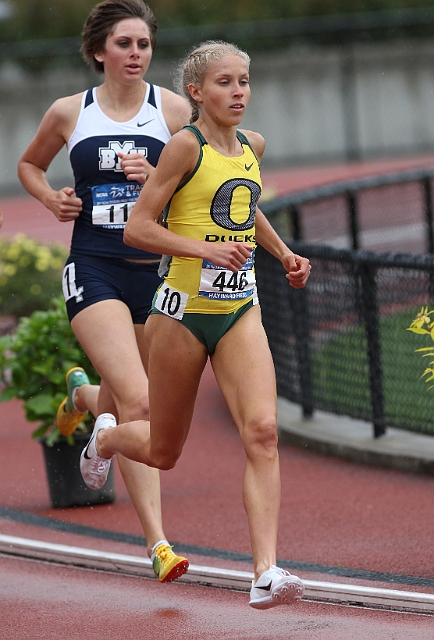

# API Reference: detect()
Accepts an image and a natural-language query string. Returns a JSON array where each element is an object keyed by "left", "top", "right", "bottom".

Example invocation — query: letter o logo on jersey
[{"left": 210, "top": 178, "right": 261, "bottom": 232}]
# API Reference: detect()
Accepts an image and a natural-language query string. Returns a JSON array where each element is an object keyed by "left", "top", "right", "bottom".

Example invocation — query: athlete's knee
[
  {"left": 241, "top": 415, "right": 278, "bottom": 458},
  {"left": 117, "top": 393, "right": 150, "bottom": 422},
  {"left": 148, "top": 444, "right": 183, "bottom": 471}
]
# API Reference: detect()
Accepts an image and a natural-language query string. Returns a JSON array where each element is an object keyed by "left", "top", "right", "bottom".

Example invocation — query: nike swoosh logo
[
  {"left": 256, "top": 580, "right": 273, "bottom": 591},
  {"left": 83, "top": 444, "right": 92, "bottom": 459},
  {"left": 245, "top": 163, "right": 254, "bottom": 171},
  {"left": 137, "top": 119, "right": 155, "bottom": 127}
]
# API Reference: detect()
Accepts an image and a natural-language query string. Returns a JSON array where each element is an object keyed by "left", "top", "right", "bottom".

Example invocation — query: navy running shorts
[{"left": 62, "top": 254, "right": 162, "bottom": 324}]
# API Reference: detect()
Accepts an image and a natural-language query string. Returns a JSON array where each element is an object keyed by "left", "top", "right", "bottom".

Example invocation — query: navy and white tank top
[{"left": 68, "top": 83, "right": 171, "bottom": 259}]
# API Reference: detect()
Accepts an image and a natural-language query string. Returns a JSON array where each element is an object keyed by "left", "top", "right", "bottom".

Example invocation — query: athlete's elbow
[
  {"left": 123, "top": 218, "right": 144, "bottom": 249},
  {"left": 123, "top": 225, "right": 137, "bottom": 248},
  {"left": 17, "top": 159, "right": 29, "bottom": 186}
]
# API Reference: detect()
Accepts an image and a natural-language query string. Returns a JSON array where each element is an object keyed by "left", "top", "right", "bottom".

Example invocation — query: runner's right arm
[{"left": 18, "top": 95, "right": 83, "bottom": 222}]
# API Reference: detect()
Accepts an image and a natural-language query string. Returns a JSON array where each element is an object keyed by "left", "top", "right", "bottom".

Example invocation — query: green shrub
[
  {"left": 0, "top": 295, "right": 99, "bottom": 445},
  {"left": 0, "top": 233, "right": 68, "bottom": 318},
  {"left": 407, "top": 306, "right": 434, "bottom": 389}
]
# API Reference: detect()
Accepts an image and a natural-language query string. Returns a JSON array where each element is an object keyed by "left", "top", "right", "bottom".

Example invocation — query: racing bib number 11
[{"left": 91, "top": 182, "right": 142, "bottom": 228}]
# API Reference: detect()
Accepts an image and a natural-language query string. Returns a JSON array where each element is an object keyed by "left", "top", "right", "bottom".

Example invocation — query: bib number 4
[{"left": 62, "top": 263, "right": 84, "bottom": 303}]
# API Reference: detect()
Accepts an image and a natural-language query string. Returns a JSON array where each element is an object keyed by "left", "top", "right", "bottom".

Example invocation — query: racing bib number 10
[{"left": 154, "top": 284, "right": 189, "bottom": 320}]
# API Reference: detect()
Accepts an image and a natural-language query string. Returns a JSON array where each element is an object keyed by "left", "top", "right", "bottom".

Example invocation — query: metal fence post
[
  {"left": 421, "top": 178, "right": 434, "bottom": 300},
  {"left": 357, "top": 260, "right": 386, "bottom": 438},
  {"left": 290, "top": 204, "right": 302, "bottom": 241},
  {"left": 422, "top": 177, "right": 434, "bottom": 255},
  {"left": 347, "top": 191, "right": 359, "bottom": 250}
]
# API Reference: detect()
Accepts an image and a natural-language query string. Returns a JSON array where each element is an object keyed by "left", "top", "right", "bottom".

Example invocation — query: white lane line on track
[{"left": 0, "top": 534, "right": 433, "bottom": 613}]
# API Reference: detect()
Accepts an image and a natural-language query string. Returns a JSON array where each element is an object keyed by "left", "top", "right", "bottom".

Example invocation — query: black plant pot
[{"left": 40, "top": 432, "right": 115, "bottom": 508}]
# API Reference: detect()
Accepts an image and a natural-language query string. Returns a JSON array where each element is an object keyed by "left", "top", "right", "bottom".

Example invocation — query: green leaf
[
  {"left": 25, "top": 394, "right": 55, "bottom": 417},
  {"left": 0, "top": 386, "right": 19, "bottom": 402},
  {"left": 45, "top": 427, "right": 61, "bottom": 447},
  {"left": 31, "top": 424, "right": 50, "bottom": 439}
]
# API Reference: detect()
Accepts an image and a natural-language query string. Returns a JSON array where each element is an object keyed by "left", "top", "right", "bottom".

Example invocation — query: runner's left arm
[{"left": 255, "top": 207, "right": 311, "bottom": 289}]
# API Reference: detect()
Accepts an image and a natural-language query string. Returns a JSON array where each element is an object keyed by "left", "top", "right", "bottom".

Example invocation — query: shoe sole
[
  {"left": 79, "top": 451, "right": 111, "bottom": 490},
  {"left": 249, "top": 579, "right": 304, "bottom": 610},
  {"left": 80, "top": 429, "right": 111, "bottom": 491},
  {"left": 159, "top": 559, "right": 189, "bottom": 583},
  {"left": 57, "top": 398, "right": 88, "bottom": 437}
]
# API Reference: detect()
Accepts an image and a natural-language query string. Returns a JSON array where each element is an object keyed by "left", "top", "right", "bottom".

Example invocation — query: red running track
[
  {"left": 2, "top": 364, "right": 434, "bottom": 582},
  {"left": 1, "top": 554, "right": 434, "bottom": 640}
]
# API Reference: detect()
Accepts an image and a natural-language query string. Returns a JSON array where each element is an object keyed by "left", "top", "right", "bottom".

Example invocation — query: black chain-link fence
[
  {"left": 259, "top": 169, "right": 434, "bottom": 437},
  {"left": 261, "top": 167, "right": 434, "bottom": 256}
]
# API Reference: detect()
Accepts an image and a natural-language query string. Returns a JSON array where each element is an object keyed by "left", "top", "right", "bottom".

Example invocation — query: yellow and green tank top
[{"left": 154, "top": 125, "right": 262, "bottom": 319}]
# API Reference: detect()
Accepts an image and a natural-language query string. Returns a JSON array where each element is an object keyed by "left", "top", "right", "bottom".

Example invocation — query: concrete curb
[
  {"left": 0, "top": 535, "right": 433, "bottom": 614},
  {"left": 277, "top": 397, "right": 434, "bottom": 475}
]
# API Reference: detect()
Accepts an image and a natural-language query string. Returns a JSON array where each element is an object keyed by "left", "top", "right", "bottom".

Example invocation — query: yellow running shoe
[
  {"left": 56, "top": 367, "right": 89, "bottom": 437},
  {"left": 152, "top": 542, "right": 189, "bottom": 583}
]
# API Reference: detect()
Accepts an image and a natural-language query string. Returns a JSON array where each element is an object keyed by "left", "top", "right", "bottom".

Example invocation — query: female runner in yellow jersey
[{"left": 80, "top": 40, "right": 312, "bottom": 609}]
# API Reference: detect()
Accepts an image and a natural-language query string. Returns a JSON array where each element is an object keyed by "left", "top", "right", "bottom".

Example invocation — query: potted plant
[{"left": 0, "top": 295, "right": 115, "bottom": 508}]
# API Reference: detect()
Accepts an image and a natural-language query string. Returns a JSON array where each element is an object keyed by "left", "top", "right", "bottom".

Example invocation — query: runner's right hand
[
  {"left": 203, "top": 241, "right": 253, "bottom": 273},
  {"left": 47, "top": 187, "right": 82, "bottom": 222}
]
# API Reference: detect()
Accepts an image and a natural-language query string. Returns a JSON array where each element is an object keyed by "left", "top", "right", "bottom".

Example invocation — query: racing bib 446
[{"left": 198, "top": 254, "right": 256, "bottom": 301}]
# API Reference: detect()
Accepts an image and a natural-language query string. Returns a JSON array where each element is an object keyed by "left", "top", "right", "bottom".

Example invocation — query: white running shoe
[
  {"left": 249, "top": 565, "right": 304, "bottom": 610},
  {"left": 80, "top": 413, "right": 116, "bottom": 490}
]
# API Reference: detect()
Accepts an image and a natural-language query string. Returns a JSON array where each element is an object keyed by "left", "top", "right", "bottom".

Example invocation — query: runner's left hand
[{"left": 283, "top": 253, "right": 311, "bottom": 288}]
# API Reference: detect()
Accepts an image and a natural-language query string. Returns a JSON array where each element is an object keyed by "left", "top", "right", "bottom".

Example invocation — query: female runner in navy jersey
[
  {"left": 79, "top": 40, "right": 312, "bottom": 609},
  {"left": 18, "top": 0, "right": 191, "bottom": 583}
]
